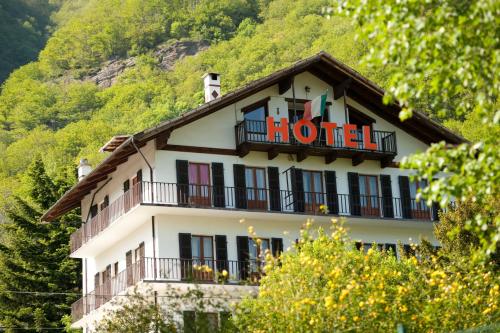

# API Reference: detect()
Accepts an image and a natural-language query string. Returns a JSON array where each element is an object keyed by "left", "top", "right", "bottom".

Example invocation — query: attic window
[
  {"left": 348, "top": 105, "right": 376, "bottom": 127},
  {"left": 211, "top": 73, "right": 218, "bottom": 80}
]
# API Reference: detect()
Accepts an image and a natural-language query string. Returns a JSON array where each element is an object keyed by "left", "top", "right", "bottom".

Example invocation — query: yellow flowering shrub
[{"left": 233, "top": 220, "right": 499, "bottom": 332}]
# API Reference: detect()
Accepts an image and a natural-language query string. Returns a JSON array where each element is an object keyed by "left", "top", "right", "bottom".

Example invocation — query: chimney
[
  {"left": 203, "top": 73, "right": 220, "bottom": 102},
  {"left": 78, "top": 159, "right": 92, "bottom": 181}
]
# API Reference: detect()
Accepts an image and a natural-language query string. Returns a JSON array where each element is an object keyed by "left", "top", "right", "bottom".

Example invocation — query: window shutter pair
[
  {"left": 236, "top": 236, "right": 283, "bottom": 280},
  {"left": 348, "top": 173, "right": 395, "bottom": 218},
  {"left": 178, "top": 233, "right": 228, "bottom": 278},
  {"left": 176, "top": 160, "right": 226, "bottom": 207},
  {"left": 234, "top": 165, "right": 282, "bottom": 211}
]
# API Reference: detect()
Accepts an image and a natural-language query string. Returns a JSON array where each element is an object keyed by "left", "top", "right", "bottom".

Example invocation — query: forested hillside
[
  {"left": 0, "top": 0, "right": 478, "bottom": 210},
  {"left": 0, "top": 0, "right": 76, "bottom": 82}
]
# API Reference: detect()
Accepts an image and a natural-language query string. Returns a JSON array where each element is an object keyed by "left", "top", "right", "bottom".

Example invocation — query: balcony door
[
  {"left": 359, "top": 175, "right": 380, "bottom": 217},
  {"left": 302, "top": 170, "right": 324, "bottom": 213},
  {"left": 243, "top": 100, "right": 268, "bottom": 142},
  {"left": 410, "top": 180, "right": 430, "bottom": 219},
  {"left": 245, "top": 167, "right": 267, "bottom": 210},
  {"left": 188, "top": 163, "right": 211, "bottom": 207},
  {"left": 191, "top": 235, "right": 214, "bottom": 281},
  {"left": 248, "top": 238, "right": 270, "bottom": 279}
]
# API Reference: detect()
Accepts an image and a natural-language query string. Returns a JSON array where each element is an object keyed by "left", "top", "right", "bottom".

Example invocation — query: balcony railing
[
  {"left": 235, "top": 119, "right": 397, "bottom": 155},
  {"left": 70, "top": 181, "right": 436, "bottom": 253},
  {"left": 71, "top": 257, "right": 263, "bottom": 322}
]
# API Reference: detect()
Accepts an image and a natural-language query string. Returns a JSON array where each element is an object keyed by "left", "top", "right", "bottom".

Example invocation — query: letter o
[{"left": 293, "top": 119, "right": 317, "bottom": 144}]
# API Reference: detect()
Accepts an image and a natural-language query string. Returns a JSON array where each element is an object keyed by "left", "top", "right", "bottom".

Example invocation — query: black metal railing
[
  {"left": 71, "top": 257, "right": 263, "bottom": 322},
  {"left": 70, "top": 181, "right": 435, "bottom": 254},
  {"left": 235, "top": 119, "right": 397, "bottom": 154}
]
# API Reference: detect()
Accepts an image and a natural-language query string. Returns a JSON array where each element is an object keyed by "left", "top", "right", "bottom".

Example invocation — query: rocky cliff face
[{"left": 85, "top": 40, "right": 209, "bottom": 88}]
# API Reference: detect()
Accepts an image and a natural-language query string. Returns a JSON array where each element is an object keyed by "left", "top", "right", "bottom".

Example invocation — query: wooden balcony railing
[
  {"left": 235, "top": 119, "right": 397, "bottom": 155},
  {"left": 71, "top": 257, "right": 263, "bottom": 322},
  {"left": 70, "top": 182, "right": 438, "bottom": 254}
]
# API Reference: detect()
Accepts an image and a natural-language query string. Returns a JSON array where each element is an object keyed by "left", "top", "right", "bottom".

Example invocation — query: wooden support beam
[
  {"left": 381, "top": 157, "right": 398, "bottom": 168},
  {"left": 268, "top": 148, "right": 279, "bottom": 160},
  {"left": 238, "top": 145, "right": 250, "bottom": 158},
  {"left": 155, "top": 131, "right": 171, "bottom": 150},
  {"left": 325, "top": 152, "right": 337, "bottom": 164},
  {"left": 333, "top": 78, "right": 352, "bottom": 100},
  {"left": 296, "top": 150, "right": 308, "bottom": 162},
  {"left": 352, "top": 153, "right": 365, "bottom": 166},
  {"left": 278, "top": 77, "right": 293, "bottom": 95}
]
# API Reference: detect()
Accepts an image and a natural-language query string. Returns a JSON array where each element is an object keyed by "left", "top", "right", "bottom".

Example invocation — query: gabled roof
[{"left": 41, "top": 51, "right": 465, "bottom": 221}]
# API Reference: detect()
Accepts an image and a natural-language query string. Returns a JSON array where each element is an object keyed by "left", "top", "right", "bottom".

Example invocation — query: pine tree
[{"left": 0, "top": 158, "right": 81, "bottom": 332}]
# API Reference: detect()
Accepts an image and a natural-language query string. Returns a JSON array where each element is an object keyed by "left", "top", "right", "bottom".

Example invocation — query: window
[
  {"left": 245, "top": 167, "right": 267, "bottom": 210},
  {"left": 302, "top": 170, "right": 324, "bottom": 213},
  {"left": 191, "top": 236, "right": 214, "bottom": 263},
  {"left": 410, "top": 180, "right": 430, "bottom": 219},
  {"left": 359, "top": 175, "right": 380, "bottom": 217},
  {"left": 248, "top": 238, "right": 269, "bottom": 273},
  {"left": 188, "top": 163, "right": 211, "bottom": 206},
  {"left": 242, "top": 99, "right": 269, "bottom": 141},
  {"left": 183, "top": 311, "right": 219, "bottom": 333},
  {"left": 357, "top": 242, "right": 397, "bottom": 258},
  {"left": 191, "top": 236, "right": 214, "bottom": 281}
]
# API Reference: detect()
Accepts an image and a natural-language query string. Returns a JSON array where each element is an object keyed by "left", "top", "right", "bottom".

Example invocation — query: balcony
[
  {"left": 70, "top": 181, "right": 436, "bottom": 254},
  {"left": 71, "top": 257, "right": 262, "bottom": 322},
  {"left": 235, "top": 120, "right": 397, "bottom": 166}
]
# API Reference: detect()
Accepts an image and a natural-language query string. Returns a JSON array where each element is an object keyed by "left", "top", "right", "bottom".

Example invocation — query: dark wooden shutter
[
  {"left": 399, "top": 176, "right": 412, "bottom": 219},
  {"left": 271, "top": 238, "right": 283, "bottom": 257},
  {"left": 236, "top": 236, "right": 249, "bottom": 280},
  {"left": 324, "top": 171, "right": 339, "bottom": 214},
  {"left": 347, "top": 172, "right": 361, "bottom": 216},
  {"left": 176, "top": 160, "right": 189, "bottom": 206},
  {"left": 431, "top": 202, "right": 440, "bottom": 221},
  {"left": 212, "top": 163, "right": 225, "bottom": 208},
  {"left": 90, "top": 204, "right": 98, "bottom": 218},
  {"left": 290, "top": 168, "right": 304, "bottom": 212},
  {"left": 268, "top": 167, "right": 281, "bottom": 211},
  {"left": 431, "top": 178, "right": 440, "bottom": 221},
  {"left": 183, "top": 311, "right": 196, "bottom": 333},
  {"left": 103, "top": 195, "right": 109, "bottom": 208},
  {"left": 138, "top": 241, "right": 145, "bottom": 279},
  {"left": 215, "top": 235, "right": 228, "bottom": 272},
  {"left": 233, "top": 164, "right": 247, "bottom": 209},
  {"left": 94, "top": 272, "right": 100, "bottom": 289},
  {"left": 179, "top": 233, "right": 192, "bottom": 280},
  {"left": 385, "top": 243, "right": 397, "bottom": 258},
  {"left": 137, "top": 169, "right": 142, "bottom": 182},
  {"left": 123, "top": 180, "right": 130, "bottom": 192},
  {"left": 126, "top": 250, "right": 133, "bottom": 286},
  {"left": 380, "top": 175, "right": 394, "bottom": 218}
]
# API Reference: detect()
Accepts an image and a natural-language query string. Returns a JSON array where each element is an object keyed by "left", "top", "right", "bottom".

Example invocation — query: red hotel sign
[{"left": 266, "top": 117, "right": 378, "bottom": 150}]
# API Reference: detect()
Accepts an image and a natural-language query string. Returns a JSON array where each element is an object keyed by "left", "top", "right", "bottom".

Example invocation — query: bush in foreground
[{"left": 233, "top": 220, "right": 499, "bottom": 332}]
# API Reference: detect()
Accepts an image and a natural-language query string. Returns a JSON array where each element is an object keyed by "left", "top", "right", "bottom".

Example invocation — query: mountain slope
[{"left": 0, "top": 0, "right": 373, "bottom": 208}]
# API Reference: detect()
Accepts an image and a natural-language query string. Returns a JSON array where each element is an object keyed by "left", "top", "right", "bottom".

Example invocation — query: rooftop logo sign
[{"left": 266, "top": 116, "right": 378, "bottom": 150}]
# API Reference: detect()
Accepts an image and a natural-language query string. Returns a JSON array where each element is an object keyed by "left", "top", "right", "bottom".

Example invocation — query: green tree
[
  {"left": 0, "top": 158, "right": 80, "bottom": 332},
  {"left": 233, "top": 220, "right": 500, "bottom": 332},
  {"left": 434, "top": 200, "right": 499, "bottom": 264},
  {"left": 334, "top": 0, "right": 500, "bottom": 256}
]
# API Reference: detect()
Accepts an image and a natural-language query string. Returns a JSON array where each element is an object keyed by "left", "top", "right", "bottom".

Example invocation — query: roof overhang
[{"left": 41, "top": 51, "right": 466, "bottom": 221}]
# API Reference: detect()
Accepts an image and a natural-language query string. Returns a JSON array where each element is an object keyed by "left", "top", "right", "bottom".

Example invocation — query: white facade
[{"left": 54, "top": 65, "right": 457, "bottom": 331}]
